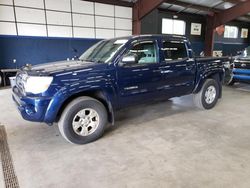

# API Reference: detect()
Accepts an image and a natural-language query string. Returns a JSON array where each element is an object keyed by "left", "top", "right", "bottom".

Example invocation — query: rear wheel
[
  {"left": 58, "top": 96, "right": 108, "bottom": 144},
  {"left": 193, "top": 79, "right": 219, "bottom": 109}
]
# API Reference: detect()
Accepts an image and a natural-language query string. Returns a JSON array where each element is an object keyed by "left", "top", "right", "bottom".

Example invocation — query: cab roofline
[{"left": 106, "top": 34, "right": 187, "bottom": 41}]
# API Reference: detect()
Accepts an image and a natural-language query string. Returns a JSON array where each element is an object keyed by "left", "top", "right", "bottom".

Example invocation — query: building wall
[
  {"left": 158, "top": 10, "right": 206, "bottom": 56},
  {"left": 214, "top": 20, "right": 250, "bottom": 56},
  {"left": 0, "top": 0, "right": 132, "bottom": 68},
  {"left": 141, "top": 9, "right": 159, "bottom": 34},
  {"left": 141, "top": 9, "right": 250, "bottom": 56},
  {"left": 0, "top": 36, "right": 101, "bottom": 69}
]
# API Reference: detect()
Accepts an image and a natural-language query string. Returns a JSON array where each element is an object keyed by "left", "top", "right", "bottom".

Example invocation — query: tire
[
  {"left": 58, "top": 96, "right": 108, "bottom": 144},
  {"left": 193, "top": 79, "right": 220, "bottom": 110}
]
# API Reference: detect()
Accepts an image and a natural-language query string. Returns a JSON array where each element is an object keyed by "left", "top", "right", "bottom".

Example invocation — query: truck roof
[{"left": 108, "top": 34, "right": 188, "bottom": 41}]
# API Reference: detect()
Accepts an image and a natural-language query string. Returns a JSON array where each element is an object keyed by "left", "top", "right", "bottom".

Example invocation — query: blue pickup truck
[
  {"left": 226, "top": 46, "right": 250, "bottom": 85},
  {"left": 12, "top": 35, "right": 228, "bottom": 144}
]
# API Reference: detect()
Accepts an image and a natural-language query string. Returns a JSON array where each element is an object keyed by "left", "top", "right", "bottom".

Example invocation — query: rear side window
[{"left": 162, "top": 41, "right": 187, "bottom": 61}]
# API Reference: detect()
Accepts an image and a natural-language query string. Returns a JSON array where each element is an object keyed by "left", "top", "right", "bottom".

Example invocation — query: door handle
[
  {"left": 187, "top": 58, "right": 194, "bottom": 62},
  {"left": 161, "top": 70, "right": 173, "bottom": 74}
]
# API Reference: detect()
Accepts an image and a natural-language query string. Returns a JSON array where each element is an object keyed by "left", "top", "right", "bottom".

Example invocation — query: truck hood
[
  {"left": 235, "top": 54, "right": 250, "bottom": 61},
  {"left": 237, "top": 57, "right": 250, "bottom": 61},
  {"left": 24, "top": 60, "right": 99, "bottom": 75}
]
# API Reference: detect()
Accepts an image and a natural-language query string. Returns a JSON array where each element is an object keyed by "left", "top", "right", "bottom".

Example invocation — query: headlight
[{"left": 24, "top": 76, "right": 53, "bottom": 94}]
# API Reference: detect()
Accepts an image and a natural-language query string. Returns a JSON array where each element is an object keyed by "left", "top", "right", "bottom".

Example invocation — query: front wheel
[
  {"left": 193, "top": 79, "right": 220, "bottom": 110},
  {"left": 58, "top": 96, "right": 108, "bottom": 144}
]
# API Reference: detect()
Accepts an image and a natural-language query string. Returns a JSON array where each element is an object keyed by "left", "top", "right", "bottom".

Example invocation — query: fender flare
[
  {"left": 43, "top": 86, "right": 116, "bottom": 125},
  {"left": 193, "top": 71, "right": 224, "bottom": 98}
]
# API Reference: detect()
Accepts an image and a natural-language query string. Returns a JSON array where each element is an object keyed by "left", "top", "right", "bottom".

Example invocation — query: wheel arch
[
  {"left": 194, "top": 72, "right": 223, "bottom": 98},
  {"left": 55, "top": 90, "right": 115, "bottom": 125}
]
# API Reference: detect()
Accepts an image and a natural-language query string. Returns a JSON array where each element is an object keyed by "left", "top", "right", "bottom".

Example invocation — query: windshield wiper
[
  {"left": 79, "top": 59, "right": 92, "bottom": 62},
  {"left": 79, "top": 59, "right": 103, "bottom": 63},
  {"left": 94, "top": 60, "right": 103, "bottom": 64}
]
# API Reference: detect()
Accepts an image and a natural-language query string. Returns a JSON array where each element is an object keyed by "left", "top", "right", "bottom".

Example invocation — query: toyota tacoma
[{"left": 12, "top": 35, "right": 228, "bottom": 144}]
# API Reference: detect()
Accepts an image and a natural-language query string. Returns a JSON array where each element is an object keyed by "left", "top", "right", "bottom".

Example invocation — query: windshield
[{"left": 79, "top": 39, "right": 128, "bottom": 63}]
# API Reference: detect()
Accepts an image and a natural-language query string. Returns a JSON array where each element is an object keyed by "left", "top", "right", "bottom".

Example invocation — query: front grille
[{"left": 234, "top": 61, "right": 250, "bottom": 69}]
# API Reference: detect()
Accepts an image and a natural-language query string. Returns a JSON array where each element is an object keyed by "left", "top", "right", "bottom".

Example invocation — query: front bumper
[{"left": 12, "top": 86, "right": 52, "bottom": 122}]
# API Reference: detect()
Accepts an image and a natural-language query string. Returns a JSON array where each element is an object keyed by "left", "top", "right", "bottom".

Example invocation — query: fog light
[{"left": 25, "top": 105, "right": 36, "bottom": 115}]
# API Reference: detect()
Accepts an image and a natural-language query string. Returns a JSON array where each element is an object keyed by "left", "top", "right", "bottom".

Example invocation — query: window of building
[
  {"left": 241, "top": 28, "right": 248, "bottom": 38},
  {"left": 162, "top": 41, "right": 187, "bottom": 61},
  {"left": 162, "top": 18, "right": 186, "bottom": 35},
  {"left": 224, "top": 25, "right": 238, "bottom": 38}
]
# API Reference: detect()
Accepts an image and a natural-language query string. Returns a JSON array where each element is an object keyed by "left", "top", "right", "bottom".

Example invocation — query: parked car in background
[
  {"left": 226, "top": 46, "right": 250, "bottom": 85},
  {"left": 12, "top": 35, "right": 227, "bottom": 144}
]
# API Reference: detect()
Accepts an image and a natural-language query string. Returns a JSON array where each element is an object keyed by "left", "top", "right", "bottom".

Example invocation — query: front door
[{"left": 116, "top": 39, "right": 163, "bottom": 107}]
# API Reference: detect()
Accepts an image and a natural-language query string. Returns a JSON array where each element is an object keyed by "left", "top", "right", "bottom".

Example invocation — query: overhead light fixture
[{"left": 173, "top": 15, "right": 178, "bottom": 19}]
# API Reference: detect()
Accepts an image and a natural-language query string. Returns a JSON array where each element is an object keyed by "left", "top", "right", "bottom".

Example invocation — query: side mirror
[{"left": 119, "top": 54, "right": 138, "bottom": 66}]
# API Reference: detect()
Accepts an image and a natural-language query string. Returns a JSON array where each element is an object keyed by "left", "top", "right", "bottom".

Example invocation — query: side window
[
  {"left": 127, "top": 40, "right": 157, "bottom": 64},
  {"left": 162, "top": 41, "right": 187, "bottom": 61}
]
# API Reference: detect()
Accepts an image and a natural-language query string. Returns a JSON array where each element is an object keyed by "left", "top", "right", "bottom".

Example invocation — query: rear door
[
  {"left": 159, "top": 39, "right": 196, "bottom": 96},
  {"left": 116, "top": 38, "right": 164, "bottom": 107}
]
